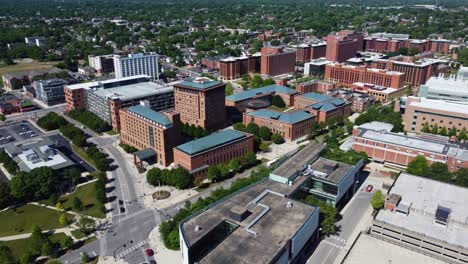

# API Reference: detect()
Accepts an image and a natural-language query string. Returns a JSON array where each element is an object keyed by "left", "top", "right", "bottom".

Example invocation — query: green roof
[
  {"left": 247, "top": 109, "right": 314, "bottom": 124},
  {"left": 176, "top": 129, "right": 247, "bottom": 156},
  {"left": 128, "top": 105, "right": 172, "bottom": 127},
  {"left": 225, "top": 84, "right": 296, "bottom": 102},
  {"left": 134, "top": 148, "right": 156, "bottom": 160},
  {"left": 177, "top": 78, "right": 223, "bottom": 90},
  {"left": 310, "top": 98, "right": 346, "bottom": 112}
]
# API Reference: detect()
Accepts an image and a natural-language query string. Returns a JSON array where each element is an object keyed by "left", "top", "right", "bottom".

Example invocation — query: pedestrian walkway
[
  {"left": 0, "top": 227, "right": 74, "bottom": 241},
  {"left": 115, "top": 239, "right": 147, "bottom": 260}
]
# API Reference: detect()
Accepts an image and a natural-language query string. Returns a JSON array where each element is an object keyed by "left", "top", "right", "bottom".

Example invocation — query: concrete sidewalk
[{"left": 0, "top": 227, "right": 74, "bottom": 241}]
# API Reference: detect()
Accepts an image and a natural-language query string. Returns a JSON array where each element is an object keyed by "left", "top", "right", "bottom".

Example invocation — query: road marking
[
  {"left": 114, "top": 209, "right": 149, "bottom": 224},
  {"left": 99, "top": 233, "right": 108, "bottom": 257},
  {"left": 115, "top": 240, "right": 148, "bottom": 260}
]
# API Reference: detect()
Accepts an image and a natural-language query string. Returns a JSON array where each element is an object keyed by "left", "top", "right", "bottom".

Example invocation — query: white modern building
[
  {"left": 418, "top": 72, "right": 468, "bottom": 104},
  {"left": 114, "top": 53, "right": 159, "bottom": 80}
]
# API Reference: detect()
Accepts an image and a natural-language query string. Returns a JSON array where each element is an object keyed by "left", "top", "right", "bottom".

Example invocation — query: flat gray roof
[
  {"left": 182, "top": 178, "right": 316, "bottom": 264},
  {"left": 272, "top": 142, "right": 325, "bottom": 179},
  {"left": 376, "top": 173, "right": 468, "bottom": 248},
  {"left": 308, "top": 157, "right": 353, "bottom": 184}
]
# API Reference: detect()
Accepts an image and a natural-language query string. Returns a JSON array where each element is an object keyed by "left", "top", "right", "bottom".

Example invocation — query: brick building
[
  {"left": 174, "top": 77, "right": 226, "bottom": 131},
  {"left": 243, "top": 109, "right": 315, "bottom": 141},
  {"left": 119, "top": 105, "right": 181, "bottom": 166},
  {"left": 260, "top": 47, "right": 296, "bottom": 76},
  {"left": 173, "top": 129, "right": 254, "bottom": 178},
  {"left": 369, "top": 56, "right": 448, "bottom": 87},
  {"left": 363, "top": 33, "right": 450, "bottom": 54},
  {"left": 350, "top": 82, "right": 407, "bottom": 103},
  {"left": 326, "top": 30, "right": 364, "bottom": 62},
  {"left": 351, "top": 122, "right": 468, "bottom": 172},
  {"left": 400, "top": 97, "right": 468, "bottom": 133},
  {"left": 88, "top": 54, "right": 115, "bottom": 75},
  {"left": 294, "top": 92, "right": 351, "bottom": 123},
  {"left": 295, "top": 80, "right": 336, "bottom": 94},
  {"left": 326, "top": 89, "right": 376, "bottom": 113},
  {"left": 201, "top": 56, "right": 222, "bottom": 69},
  {"left": 325, "top": 63, "right": 405, "bottom": 89},
  {"left": 219, "top": 54, "right": 261, "bottom": 80},
  {"left": 294, "top": 42, "right": 327, "bottom": 63}
]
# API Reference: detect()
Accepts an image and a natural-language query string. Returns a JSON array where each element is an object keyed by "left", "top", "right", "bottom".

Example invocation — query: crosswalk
[
  {"left": 115, "top": 240, "right": 148, "bottom": 260},
  {"left": 113, "top": 209, "right": 149, "bottom": 224},
  {"left": 99, "top": 233, "right": 108, "bottom": 256},
  {"left": 322, "top": 236, "right": 347, "bottom": 249}
]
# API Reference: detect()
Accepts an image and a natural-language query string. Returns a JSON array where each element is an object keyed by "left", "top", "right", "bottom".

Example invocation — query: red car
[
  {"left": 366, "top": 184, "right": 373, "bottom": 192},
  {"left": 145, "top": 248, "right": 154, "bottom": 257}
]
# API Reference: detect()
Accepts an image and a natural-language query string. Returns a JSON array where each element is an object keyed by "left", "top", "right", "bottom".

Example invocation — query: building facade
[
  {"left": 243, "top": 109, "right": 315, "bottom": 141},
  {"left": 219, "top": 54, "right": 261, "bottom": 80},
  {"left": 326, "top": 30, "right": 364, "bottom": 62},
  {"left": 296, "top": 80, "right": 336, "bottom": 94},
  {"left": 119, "top": 105, "right": 181, "bottom": 166},
  {"left": 260, "top": 47, "right": 296, "bottom": 76},
  {"left": 173, "top": 78, "right": 226, "bottom": 131},
  {"left": 418, "top": 74, "right": 468, "bottom": 104},
  {"left": 325, "top": 63, "right": 405, "bottom": 89},
  {"left": 34, "top": 78, "right": 68, "bottom": 106},
  {"left": 114, "top": 53, "right": 159, "bottom": 80},
  {"left": 294, "top": 92, "right": 351, "bottom": 123},
  {"left": 88, "top": 54, "right": 115, "bottom": 75},
  {"left": 173, "top": 129, "right": 254, "bottom": 178}
]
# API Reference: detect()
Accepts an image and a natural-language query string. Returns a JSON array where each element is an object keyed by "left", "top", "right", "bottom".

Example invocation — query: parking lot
[{"left": 0, "top": 121, "right": 41, "bottom": 145}]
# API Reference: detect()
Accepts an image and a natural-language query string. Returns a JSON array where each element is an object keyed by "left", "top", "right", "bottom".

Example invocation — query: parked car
[
  {"left": 120, "top": 207, "right": 125, "bottom": 213},
  {"left": 145, "top": 248, "right": 154, "bottom": 257},
  {"left": 366, "top": 184, "right": 373, "bottom": 192}
]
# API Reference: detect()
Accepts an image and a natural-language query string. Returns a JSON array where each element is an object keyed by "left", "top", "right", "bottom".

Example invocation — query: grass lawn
[
  {"left": 71, "top": 230, "right": 86, "bottom": 239},
  {"left": 0, "top": 205, "right": 73, "bottom": 237},
  {"left": 105, "top": 130, "right": 119, "bottom": 135},
  {"left": 267, "top": 105, "right": 287, "bottom": 112},
  {"left": 0, "top": 59, "right": 61, "bottom": 77},
  {"left": 43, "top": 181, "right": 105, "bottom": 219},
  {"left": 71, "top": 144, "right": 97, "bottom": 169},
  {"left": 4, "top": 233, "right": 69, "bottom": 259}
]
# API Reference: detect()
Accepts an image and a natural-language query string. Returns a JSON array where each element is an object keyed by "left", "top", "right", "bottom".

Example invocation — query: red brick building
[
  {"left": 294, "top": 92, "right": 351, "bottom": 123},
  {"left": 295, "top": 80, "right": 336, "bottom": 94},
  {"left": 119, "top": 105, "right": 181, "bottom": 166},
  {"left": 352, "top": 123, "right": 468, "bottom": 172},
  {"left": 326, "top": 30, "right": 364, "bottom": 62},
  {"left": 325, "top": 63, "right": 405, "bottom": 89},
  {"left": 243, "top": 109, "right": 315, "bottom": 141},
  {"left": 260, "top": 47, "right": 296, "bottom": 76},
  {"left": 174, "top": 78, "right": 226, "bottom": 131},
  {"left": 64, "top": 87, "right": 86, "bottom": 111},
  {"left": 173, "top": 129, "right": 254, "bottom": 178},
  {"left": 219, "top": 54, "right": 261, "bottom": 80},
  {"left": 364, "top": 36, "right": 450, "bottom": 54}
]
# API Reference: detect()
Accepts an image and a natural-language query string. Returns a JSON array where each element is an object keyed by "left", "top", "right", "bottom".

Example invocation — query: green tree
[
  {"left": 271, "top": 133, "right": 284, "bottom": 144},
  {"left": 0, "top": 242, "right": 16, "bottom": 264},
  {"left": 407, "top": 155, "right": 429, "bottom": 176},
  {"left": 233, "top": 122, "right": 246, "bottom": 131},
  {"left": 147, "top": 168, "right": 162, "bottom": 186},
  {"left": 207, "top": 166, "right": 222, "bottom": 182},
  {"left": 228, "top": 159, "right": 240, "bottom": 172},
  {"left": 246, "top": 122, "right": 260, "bottom": 136},
  {"left": 263, "top": 78, "right": 275, "bottom": 86},
  {"left": 448, "top": 126, "right": 457, "bottom": 137},
  {"left": 59, "top": 214, "right": 68, "bottom": 225},
  {"left": 422, "top": 122, "right": 430, "bottom": 133},
  {"left": 0, "top": 182, "right": 11, "bottom": 209},
  {"left": 250, "top": 74, "right": 263, "bottom": 88},
  {"left": 56, "top": 202, "right": 64, "bottom": 211},
  {"left": 60, "top": 236, "right": 74, "bottom": 249},
  {"left": 458, "top": 128, "right": 467, "bottom": 140},
  {"left": 81, "top": 252, "right": 89, "bottom": 263},
  {"left": 271, "top": 95, "right": 286, "bottom": 108},
  {"left": 430, "top": 123, "right": 439, "bottom": 134},
  {"left": 440, "top": 126, "right": 448, "bottom": 136},
  {"left": 371, "top": 190, "right": 385, "bottom": 210},
  {"left": 258, "top": 126, "right": 271, "bottom": 141},
  {"left": 428, "top": 162, "right": 450, "bottom": 181}
]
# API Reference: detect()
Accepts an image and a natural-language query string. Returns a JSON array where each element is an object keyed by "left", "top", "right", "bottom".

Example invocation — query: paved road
[{"left": 306, "top": 173, "right": 373, "bottom": 264}]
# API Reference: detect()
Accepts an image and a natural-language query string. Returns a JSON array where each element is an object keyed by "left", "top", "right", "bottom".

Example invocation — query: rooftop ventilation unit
[
  {"left": 435, "top": 206, "right": 451, "bottom": 226},
  {"left": 194, "top": 225, "right": 201, "bottom": 232}
]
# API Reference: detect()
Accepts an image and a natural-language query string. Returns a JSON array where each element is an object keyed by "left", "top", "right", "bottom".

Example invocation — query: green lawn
[
  {"left": 0, "top": 205, "right": 73, "bottom": 237},
  {"left": 267, "top": 105, "right": 287, "bottom": 112},
  {"left": 3, "top": 233, "right": 69, "bottom": 259},
  {"left": 44, "top": 181, "right": 105, "bottom": 219},
  {"left": 71, "top": 144, "right": 97, "bottom": 169},
  {"left": 71, "top": 230, "right": 86, "bottom": 239},
  {"left": 105, "top": 130, "right": 119, "bottom": 135}
]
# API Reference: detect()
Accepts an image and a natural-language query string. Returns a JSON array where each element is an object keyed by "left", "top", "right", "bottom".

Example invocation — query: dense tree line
[
  {"left": 233, "top": 122, "right": 285, "bottom": 147},
  {"left": 206, "top": 151, "right": 258, "bottom": 183},
  {"left": 159, "top": 166, "right": 270, "bottom": 249},
  {"left": 354, "top": 104, "right": 404, "bottom": 132},
  {"left": 421, "top": 122, "right": 467, "bottom": 140},
  {"left": 146, "top": 167, "right": 192, "bottom": 189},
  {"left": 67, "top": 109, "right": 111, "bottom": 133},
  {"left": 406, "top": 155, "right": 468, "bottom": 187},
  {"left": 181, "top": 123, "right": 209, "bottom": 139},
  {"left": 37, "top": 112, "right": 69, "bottom": 131}
]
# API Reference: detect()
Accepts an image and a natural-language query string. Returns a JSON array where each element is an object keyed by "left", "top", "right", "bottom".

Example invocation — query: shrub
[{"left": 37, "top": 112, "right": 69, "bottom": 131}]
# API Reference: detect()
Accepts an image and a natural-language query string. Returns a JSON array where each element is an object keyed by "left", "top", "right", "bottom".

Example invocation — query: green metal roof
[
  {"left": 177, "top": 78, "right": 223, "bottom": 90},
  {"left": 128, "top": 105, "right": 172, "bottom": 127},
  {"left": 225, "top": 84, "right": 296, "bottom": 102},
  {"left": 134, "top": 148, "right": 156, "bottom": 160},
  {"left": 310, "top": 98, "right": 346, "bottom": 112},
  {"left": 247, "top": 109, "right": 314, "bottom": 124},
  {"left": 176, "top": 129, "right": 247, "bottom": 156}
]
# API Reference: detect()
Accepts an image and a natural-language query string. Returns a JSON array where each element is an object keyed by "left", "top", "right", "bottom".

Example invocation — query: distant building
[
  {"left": 326, "top": 89, "right": 376, "bottom": 113},
  {"left": 363, "top": 32, "right": 450, "bottom": 54},
  {"left": 295, "top": 80, "right": 335, "bottom": 94},
  {"left": 64, "top": 75, "right": 174, "bottom": 130},
  {"left": 295, "top": 42, "right": 327, "bottom": 63},
  {"left": 350, "top": 82, "right": 407, "bottom": 103},
  {"left": 243, "top": 109, "right": 315, "bottom": 141},
  {"left": 2, "top": 68, "right": 63, "bottom": 90},
  {"left": 400, "top": 97, "right": 468, "bottom": 133},
  {"left": 88, "top": 54, "right": 115, "bottom": 75},
  {"left": 352, "top": 122, "right": 468, "bottom": 172},
  {"left": 219, "top": 53, "right": 261, "bottom": 80},
  {"left": 119, "top": 105, "right": 181, "bottom": 167},
  {"left": 371, "top": 173, "right": 468, "bottom": 263},
  {"left": 4, "top": 137, "right": 75, "bottom": 173},
  {"left": 114, "top": 53, "right": 159, "bottom": 80},
  {"left": 173, "top": 129, "right": 254, "bottom": 178},
  {"left": 34, "top": 78, "right": 68, "bottom": 106},
  {"left": 173, "top": 78, "right": 226, "bottom": 131},
  {"left": 24, "top": 37, "right": 46, "bottom": 48},
  {"left": 326, "top": 30, "right": 364, "bottom": 62},
  {"left": 294, "top": 92, "right": 351, "bottom": 123},
  {"left": 325, "top": 63, "right": 405, "bottom": 89},
  {"left": 418, "top": 74, "right": 468, "bottom": 104},
  {"left": 304, "top": 58, "right": 332, "bottom": 76},
  {"left": 260, "top": 46, "right": 296, "bottom": 76}
]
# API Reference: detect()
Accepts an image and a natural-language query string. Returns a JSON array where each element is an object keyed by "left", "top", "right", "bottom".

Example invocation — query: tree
[
  {"left": 59, "top": 214, "right": 68, "bottom": 225},
  {"left": 371, "top": 190, "right": 385, "bottom": 210},
  {"left": 60, "top": 236, "right": 74, "bottom": 249},
  {"left": 258, "top": 126, "right": 271, "bottom": 141},
  {"left": 207, "top": 166, "right": 222, "bottom": 182},
  {"left": 271, "top": 95, "right": 286, "bottom": 108},
  {"left": 440, "top": 126, "right": 448, "bottom": 136},
  {"left": 428, "top": 162, "right": 450, "bottom": 181},
  {"left": 246, "top": 122, "right": 259, "bottom": 136},
  {"left": 250, "top": 74, "right": 263, "bottom": 88},
  {"left": 430, "top": 123, "right": 439, "bottom": 134},
  {"left": 0, "top": 182, "right": 11, "bottom": 209},
  {"left": 72, "top": 197, "right": 83, "bottom": 212},
  {"left": 228, "top": 159, "right": 240, "bottom": 172},
  {"left": 263, "top": 78, "right": 275, "bottom": 86},
  {"left": 0, "top": 242, "right": 15, "bottom": 264},
  {"left": 422, "top": 122, "right": 430, "bottom": 133},
  {"left": 448, "top": 126, "right": 457, "bottom": 137},
  {"left": 81, "top": 252, "right": 89, "bottom": 263},
  {"left": 458, "top": 128, "right": 467, "bottom": 140},
  {"left": 56, "top": 202, "right": 64, "bottom": 211},
  {"left": 271, "top": 133, "right": 284, "bottom": 144},
  {"left": 41, "top": 242, "right": 54, "bottom": 257},
  {"left": 407, "top": 155, "right": 429, "bottom": 176},
  {"left": 147, "top": 168, "right": 162, "bottom": 186},
  {"left": 233, "top": 122, "right": 246, "bottom": 131}
]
